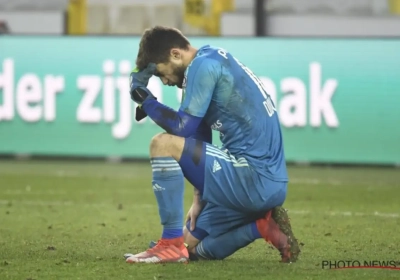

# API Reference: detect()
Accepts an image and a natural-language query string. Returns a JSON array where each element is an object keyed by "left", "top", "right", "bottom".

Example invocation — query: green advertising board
[{"left": 0, "top": 36, "right": 399, "bottom": 164}]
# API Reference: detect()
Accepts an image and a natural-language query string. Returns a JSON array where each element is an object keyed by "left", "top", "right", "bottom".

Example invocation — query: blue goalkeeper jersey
[{"left": 180, "top": 45, "right": 288, "bottom": 182}]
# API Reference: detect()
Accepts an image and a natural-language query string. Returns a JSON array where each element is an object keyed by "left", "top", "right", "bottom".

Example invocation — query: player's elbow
[
  {"left": 171, "top": 111, "right": 202, "bottom": 138},
  {"left": 170, "top": 124, "right": 197, "bottom": 138},
  {"left": 173, "top": 128, "right": 196, "bottom": 138}
]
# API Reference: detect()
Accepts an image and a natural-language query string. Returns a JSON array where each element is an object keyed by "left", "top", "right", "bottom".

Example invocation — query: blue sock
[
  {"left": 195, "top": 223, "right": 261, "bottom": 260},
  {"left": 151, "top": 157, "right": 184, "bottom": 239}
]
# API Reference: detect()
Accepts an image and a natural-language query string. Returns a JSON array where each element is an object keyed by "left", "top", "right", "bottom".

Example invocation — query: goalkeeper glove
[{"left": 129, "top": 63, "right": 157, "bottom": 121}]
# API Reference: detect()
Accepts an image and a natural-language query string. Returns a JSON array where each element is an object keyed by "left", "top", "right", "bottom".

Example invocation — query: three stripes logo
[
  {"left": 213, "top": 160, "right": 221, "bottom": 173},
  {"left": 152, "top": 183, "right": 165, "bottom": 192},
  {"left": 205, "top": 145, "right": 248, "bottom": 169}
]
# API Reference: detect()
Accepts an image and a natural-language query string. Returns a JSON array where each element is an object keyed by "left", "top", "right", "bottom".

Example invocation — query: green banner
[{"left": 0, "top": 36, "right": 399, "bottom": 164}]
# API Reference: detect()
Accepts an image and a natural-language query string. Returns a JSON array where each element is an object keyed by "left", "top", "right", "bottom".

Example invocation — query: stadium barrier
[{"left": 0, "top": 36, "right": 399, "bottom": 165}]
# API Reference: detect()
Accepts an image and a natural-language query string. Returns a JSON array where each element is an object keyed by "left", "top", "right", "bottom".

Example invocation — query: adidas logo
[
  {"left": 152, "top": 183, "right": 165, "bottom": 192},
  {"left": 213, "top": 160, "right": 221, "bottom": 173}
]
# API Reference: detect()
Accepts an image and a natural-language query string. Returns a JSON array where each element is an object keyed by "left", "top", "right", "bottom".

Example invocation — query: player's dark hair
[{"left": 136, "top": 26, "right": 190, "bottom": 70}]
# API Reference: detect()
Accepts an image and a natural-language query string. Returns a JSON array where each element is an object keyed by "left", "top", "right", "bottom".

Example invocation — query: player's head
[{"left": 136, "top": 26, "right": 196, "bottom": 88}]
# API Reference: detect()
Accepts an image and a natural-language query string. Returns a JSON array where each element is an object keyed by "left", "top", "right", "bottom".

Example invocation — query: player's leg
[
  {"left": 182, "top": 202, "right": 264, "bottom": 260},
  {"left": 183, "top": 202, "right": 264, "bottom": 244},
  {"left": 184, "top": 206, "right": 300, "bottom": 262},
  {"left": 182, "top": 202, "right": 301, "bottom": 262},
  {"left": 125, "top": 133, "right": 213, "bottom": 263},
  {"left": 125, "top": 133, "right": 189, "bottom": 263},
  {"left": 145, "top": 203, "right": 299, "bottom": 262},
  {"left": 149, "top": 217, "right": 262, "bottom": 262},
  {"left": 186, "top": 222, "right": 261, "bottom": 260},
  {"left": 143, "top": 202, "right": 261, "bottom": 261},
  {"left": 126, "top": 133, "right": 257, "bottom": 263}
]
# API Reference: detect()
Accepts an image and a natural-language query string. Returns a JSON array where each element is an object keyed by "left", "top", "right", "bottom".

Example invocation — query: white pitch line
[
  {"left": 289, "top": 210, "right": 310, "bottom": 214},
  {"left": 289, "top": 210, "right": 399, "bottom": 218},
  {"left": 0, "top": 199, "right": 398, "bottom": 218},
  {"left": 290, "top": 179, "right": 321, "bottom": 185},
  {"left": 289, "top": 178, "right": 345, "bottom": 186},
  {"left": 373, "top": 211, "right": 400, "bottom": 218}
]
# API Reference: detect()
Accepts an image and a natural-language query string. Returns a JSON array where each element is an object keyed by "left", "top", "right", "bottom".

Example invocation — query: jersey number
[{"left": 234, "top": 58, "right": 276, "bottom": 117}]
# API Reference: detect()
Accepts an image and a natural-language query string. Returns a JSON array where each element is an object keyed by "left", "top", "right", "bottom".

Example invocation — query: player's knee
[
  {"left": 149, "top": 133, "right": 169, "bottom": 157},
  {"left": 150, "top": 132, "right": 166, "bottom": 147},
  {"left": 149, "top": 133, "right": 185, "bottom": 160},
  {"left": 183, "top": 226, "right": 200, "bottom": 253}
]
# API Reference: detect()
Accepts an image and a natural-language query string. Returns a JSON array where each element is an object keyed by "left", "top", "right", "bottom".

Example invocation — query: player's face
[{"left": 155, "top": 50, "right": 186, "bottom": 89}]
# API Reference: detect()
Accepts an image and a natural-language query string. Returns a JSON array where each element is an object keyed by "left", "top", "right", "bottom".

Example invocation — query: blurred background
[
  {"left": 1, "top": 0, "right": 400, "bottom": 36},
  {"left": 0, "top": 0, "right": 399, "bottom": 166}
]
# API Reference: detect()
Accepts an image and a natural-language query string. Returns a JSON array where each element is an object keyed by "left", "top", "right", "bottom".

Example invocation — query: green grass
[{"left": 0, "top": 160, "right": 399, "bottom": 280}]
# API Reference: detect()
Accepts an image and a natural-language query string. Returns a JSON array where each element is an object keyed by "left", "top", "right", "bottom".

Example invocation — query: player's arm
[
  {"left": 136, "top": 58, "right": 219, "bottom": 138},
  {"left": 140, "top": 99, "right": 201, "bottom": 138}
]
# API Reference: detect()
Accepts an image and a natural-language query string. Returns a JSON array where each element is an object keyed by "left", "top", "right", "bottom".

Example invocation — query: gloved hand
[
  {"left": 130, "top": 63, "right": 156, "bottom": 105},
  {"left": 130, "top": 87, "right": 156, "bottom": 105},
  {"left": 132, "top": 87, "right": 157, "bottom": 121},
  {"left": 129, "top": 63, "right": 157, "bottom": 121},
  {"left": 130, "top": 63, "right": 156, "bottom": 91},
  {"left": 135, "top": 106, "right": 148, "bottom": 122}
]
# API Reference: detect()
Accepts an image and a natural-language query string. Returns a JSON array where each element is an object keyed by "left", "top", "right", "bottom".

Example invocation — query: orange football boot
[
  {"left": 125, "top": 237, "right": 189, "bottom": 264},
  {"left": 256, "top": 206, "right": 300, "bottom": 263}
]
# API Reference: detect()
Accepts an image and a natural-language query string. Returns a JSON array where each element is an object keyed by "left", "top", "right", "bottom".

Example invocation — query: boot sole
[{"left": 271, "top": 206, "right": 301, "bottom": 263}]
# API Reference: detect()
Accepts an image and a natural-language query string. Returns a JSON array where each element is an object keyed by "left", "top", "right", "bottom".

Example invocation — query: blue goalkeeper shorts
[{"left": 179, "top": 138, "right": 287, "bottom": 239}]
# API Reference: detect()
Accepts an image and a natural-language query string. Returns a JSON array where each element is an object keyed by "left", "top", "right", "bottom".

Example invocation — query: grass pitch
[{"left": 0, "top": 160, "right": 399, "bottom": 280}]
